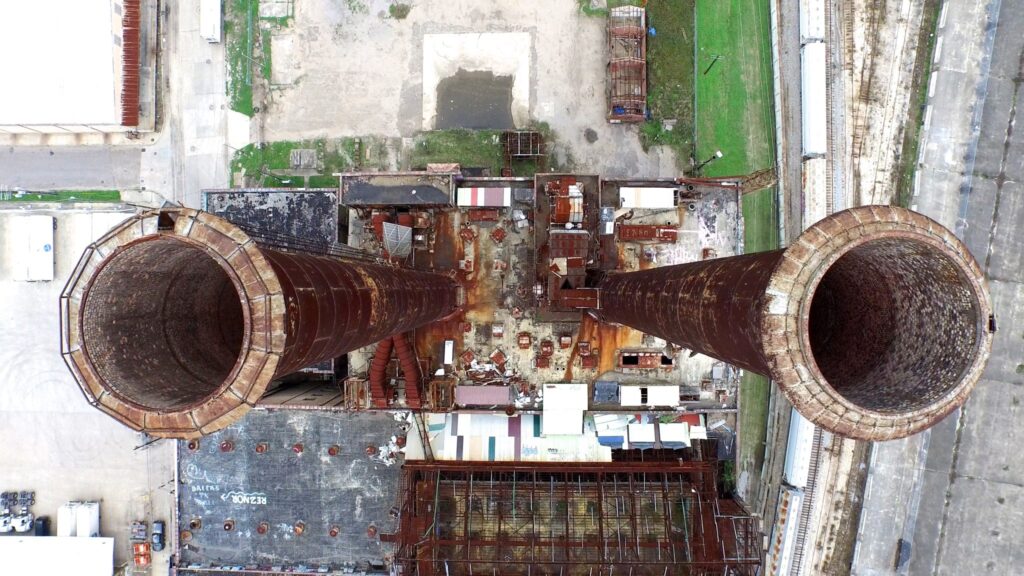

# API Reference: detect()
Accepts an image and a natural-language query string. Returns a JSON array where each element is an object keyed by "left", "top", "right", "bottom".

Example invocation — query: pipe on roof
[
  {"left": 368, "top": 338, "right": 394, "bottom": 408},
  {"left": 392, "top": 332, "right": 422, "bottom": 408},
  {"left": 60, "top": 208, "right": 459, "bottom": 437},
  {"left": 595, "top": 205, "right": 994, "bottom": 440}
]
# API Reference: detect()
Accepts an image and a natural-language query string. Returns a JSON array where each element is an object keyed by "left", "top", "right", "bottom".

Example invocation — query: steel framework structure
[
  {"left": 394, "top": 458, "right": 760, "bottom": 576},
  {"left": 607, "top": 6, "right": 647, "bottom": 123}
]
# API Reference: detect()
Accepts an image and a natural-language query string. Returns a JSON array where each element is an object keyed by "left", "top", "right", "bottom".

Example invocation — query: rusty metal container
[
  {"left": 60, "top": 208, "right": 459, "bottom": 437},
  {"left": 596, "top": 206, "right": 994, "bottom": 440}
]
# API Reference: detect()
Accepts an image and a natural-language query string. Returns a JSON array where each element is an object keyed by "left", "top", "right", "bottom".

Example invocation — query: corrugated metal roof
[{"left": 455, "top": 385, "right": 513, "bottom": 406}]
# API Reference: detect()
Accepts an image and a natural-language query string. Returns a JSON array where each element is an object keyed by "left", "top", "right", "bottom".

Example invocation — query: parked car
[{"left": 151, "top": 520, "right": 165, "bottom": 551}]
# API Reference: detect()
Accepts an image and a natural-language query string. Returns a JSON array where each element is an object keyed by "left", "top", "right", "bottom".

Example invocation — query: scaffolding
[
  {"left": 501, "top": 131, "right": 546, "bottom": 176},
  {"left": 607, "top": 6, "right": 647, "bottom": 123},
  {"left": 394, "top": 458, "right": 760, "bottom": 576}
]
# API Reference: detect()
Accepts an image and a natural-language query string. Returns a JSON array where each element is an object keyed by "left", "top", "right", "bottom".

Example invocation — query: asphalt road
[
  {"left": 0, "top": 146, "right": 142, "bottom": 191},
  {"left": 853, "top": 0, "right": 1024, "bottom": 573}
]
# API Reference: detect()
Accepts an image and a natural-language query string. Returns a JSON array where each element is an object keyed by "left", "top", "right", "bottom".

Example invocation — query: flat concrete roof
[{"left": 0, "top": 0, "right": 119, "bottom": 125}]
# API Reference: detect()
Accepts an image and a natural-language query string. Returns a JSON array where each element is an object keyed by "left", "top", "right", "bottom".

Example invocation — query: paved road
[
  {"left": 0, "top": 146, "right": 142, "bottom": 191},
  {"left": 853, "top": 0, "right": 1024, "bottom": 574}
]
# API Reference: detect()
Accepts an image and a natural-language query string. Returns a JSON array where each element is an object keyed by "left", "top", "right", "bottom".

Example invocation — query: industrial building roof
[
  {"left": 340, "top": 172, "right": 454, "bottom": 206},
  {"left": 0, "top": 0, "right": 121, "bottom": 125}
]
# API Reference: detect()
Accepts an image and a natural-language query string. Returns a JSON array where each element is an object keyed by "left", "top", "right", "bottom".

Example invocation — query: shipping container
[
  {"left": 454, "top": 385, "right": 513, "bottom": 407},
  {"left": 620, "top": 385, "right": 679, "bottom": 407},
  {"left": 801, "top": 42, "right": 828, "bottom": 157},
  {"left": 9, "top": 215, "right": 54, "bottom": 281}
]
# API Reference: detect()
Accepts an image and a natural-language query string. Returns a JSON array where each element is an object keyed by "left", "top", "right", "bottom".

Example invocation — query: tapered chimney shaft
[
  {"left": 61, "top": 208, "right": 459, "bottom": 437},
  {"left": 596, "top": 206, "right": 993, "bottom": 440}
]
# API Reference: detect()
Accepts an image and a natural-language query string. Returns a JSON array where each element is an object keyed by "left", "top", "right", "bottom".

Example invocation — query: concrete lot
[
  {"left": 0, "top": 147, "right": 142, "bottom": 191},
  {"left": 0, "top": 207, "right": 175, "bottom": 573},
  {"left": 139, "top": 0, "right": 247, "bottom": 209},
  {"left": 261, "top": 0, "right": 677, "bottom": 177},
  {"left": 853, "top": 0, "right": 1024, "bottom": 573}
]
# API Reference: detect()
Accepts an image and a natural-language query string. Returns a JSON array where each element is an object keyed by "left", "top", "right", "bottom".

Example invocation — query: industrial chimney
[
  {"left": 595, "top": 205, "right": 993, "bottom": 440},
  {"left": 61, "top": 208, "right": 459, "bottom": 438}
]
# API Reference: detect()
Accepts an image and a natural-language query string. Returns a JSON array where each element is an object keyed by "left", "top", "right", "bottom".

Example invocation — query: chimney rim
[
  {"left": 764, "top": 205, "right": 993, "bottom": 440},
  {"left": 61, "top": 208, "right": 287, "bottom": 439}
]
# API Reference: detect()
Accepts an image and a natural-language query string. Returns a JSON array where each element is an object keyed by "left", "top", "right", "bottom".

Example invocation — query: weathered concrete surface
[
  {"left": 260, "top": 0, "right": 677, "bottom": 177},
  {"left": 0, "top": 146, "right": 142, "bottom": 191},
  {"left": 0, "top": 208, "right": 175, "bottom": 573},
  {"left": 853, "top": 0, "right": 1024, "bottom": 573}
]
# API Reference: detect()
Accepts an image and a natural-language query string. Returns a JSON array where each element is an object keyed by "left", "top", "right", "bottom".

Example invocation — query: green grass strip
[
  {"left": 1, "top": 190, "right": 121, "bottom": 203},
  {"left": 225, "top": 0, "right": 257, "bottom": 116},
  {"left": 695, "top": 0, "right": 776, "bottom": 176}
]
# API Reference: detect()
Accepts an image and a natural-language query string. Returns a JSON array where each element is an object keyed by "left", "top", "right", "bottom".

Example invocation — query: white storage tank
[
  {"left": 56, "top": 503, "right": 79, "bottom": 537},
  {"left": 75, "top": 501, "right": 100, "bottom": 538},
  {"left": 800, "top": 42, "right": 828, "bottom": 158}
]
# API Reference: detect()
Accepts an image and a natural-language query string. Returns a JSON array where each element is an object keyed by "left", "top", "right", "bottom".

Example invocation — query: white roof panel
[
  {"left": 0, "top": 537, "right": 113, "bottom": 576},
  {"left": 619, "top": 187, "right": 677, "bottom": 209},
  {"left": 0, "top": 0, "right": 119, "bottom": 125}
]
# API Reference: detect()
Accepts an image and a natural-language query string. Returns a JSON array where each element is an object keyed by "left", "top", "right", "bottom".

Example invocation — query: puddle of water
[{"left": 435, "top": 69, "right": 515, "bottom": 130}]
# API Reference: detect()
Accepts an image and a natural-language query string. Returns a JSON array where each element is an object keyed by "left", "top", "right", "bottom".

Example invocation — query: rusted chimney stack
[
  {"left": 61, "top": 208, "right": 459, "bottom": 438},
  {"left": 596, "top": 205, "right": 993, "bottom": 440}
]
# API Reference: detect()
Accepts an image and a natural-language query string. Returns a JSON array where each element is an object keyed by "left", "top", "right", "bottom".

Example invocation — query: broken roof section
[
  {"left": 204, "top": 188, "right": 339, "bottom": 245},
  {"left": 340, "top": 171, "right": 456, "bottom": 207}
]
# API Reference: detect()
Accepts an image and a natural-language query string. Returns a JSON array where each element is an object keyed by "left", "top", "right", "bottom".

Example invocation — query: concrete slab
[
  {"left": 970, "top": 75, "right": 1015, "bottom": 179},
  {"left": 0, "top": 209, "right": 175, "bottom": 572},
  {"left": 422, "top": 32, "right": 531, "bottom": 130},
  {"left": 957, "top": 378, "right": 1024, "bottom": 484},
  {"left": 934, "top": 478, "right": 1024, "bottom": 575},
  {"left": 986, "top": 181, "right": 1024, "bottom": 283},
  {"left": 176, "top": 409, "right": 405, "bottom": 569}
]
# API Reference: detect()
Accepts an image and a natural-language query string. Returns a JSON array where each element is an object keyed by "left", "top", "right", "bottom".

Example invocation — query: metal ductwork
[
  {"left": 60, "top": 208, "right": 459, "bottom": 438},
  {"left": 596, "top": 205, "right": 994, "bottom": 441}
]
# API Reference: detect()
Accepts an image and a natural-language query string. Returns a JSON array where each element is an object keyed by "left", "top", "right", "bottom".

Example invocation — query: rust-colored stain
[{"left": 120, "top": 0, "right": 141, "bottom": 126}]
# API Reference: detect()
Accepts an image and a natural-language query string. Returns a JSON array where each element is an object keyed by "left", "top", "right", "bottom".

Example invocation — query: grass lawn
[
  {"left": 410, "top": 129, "right": 557, "bottom": 176},
  {"left": 738, "top": 372, "right": 771, "bottom": 474},
  {"left": 225, "top": 0, "right": 258, "bottom": 116},
  {"left": 742, "top": 187, "right": 779, "bottom": 252},
  {"left": 642, "top": 0, "right": 696, "bottom": 160},
  {"left": 895, "top": 0, "right": 942, "bottom": 207},
  {"left": 226, "top": 0, "right": 291, "bottom": 114},
  {"left": 737, "top": 187, "right": 777, "bottom": 477},
  {"left": 409, "top": 130, "right": 504, "bottom": 173},
  {"left": 230, "top": 139, "right": 362, "bottom": 187},
  {"left": 695, "top": 0, "right": 776, "bottom": 177},
  {"left": 0, "top": 190, "right": 121, "bottom": 203},
  {"left": 260, "top": 29, "right": 272, "bottom": 81},
  {"left": 694, "top": 0, "right": 778, "bottom": 491}
]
